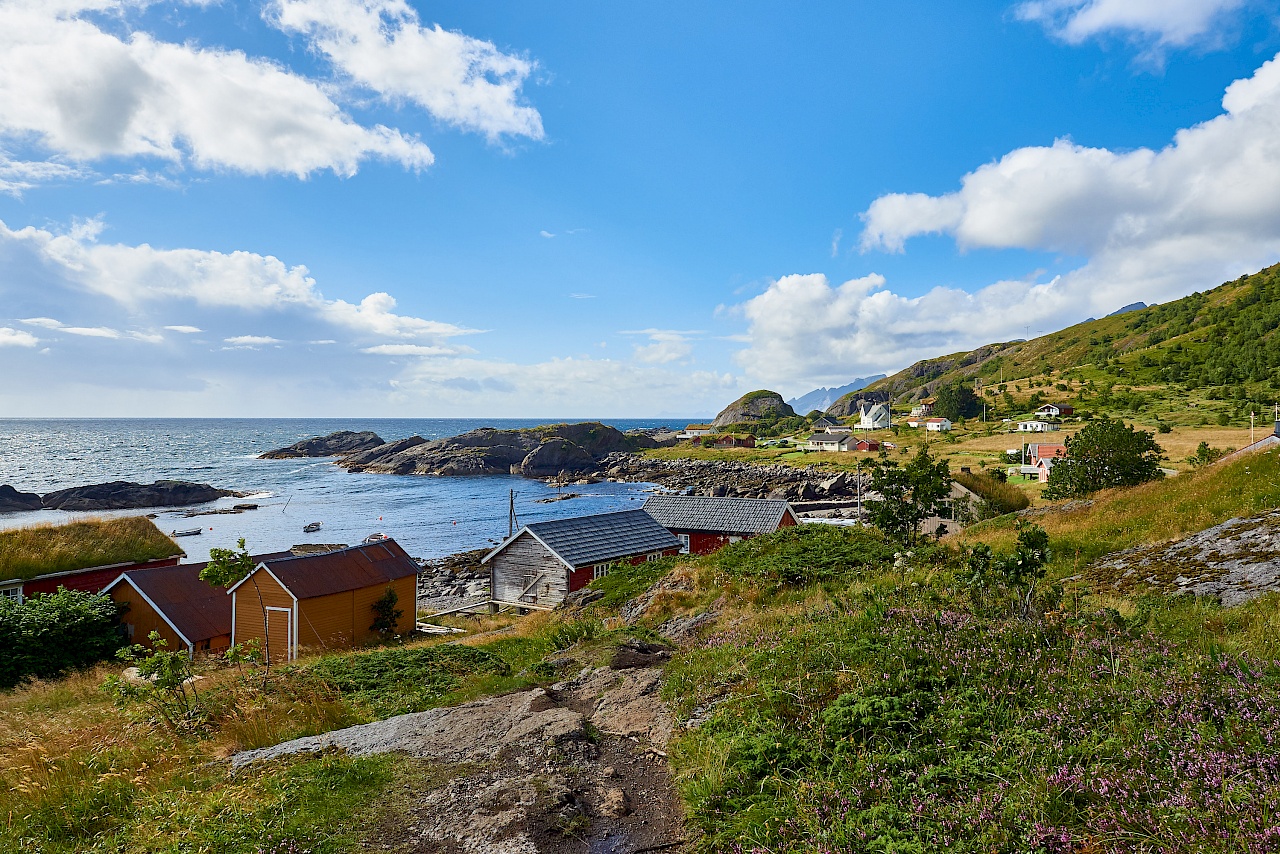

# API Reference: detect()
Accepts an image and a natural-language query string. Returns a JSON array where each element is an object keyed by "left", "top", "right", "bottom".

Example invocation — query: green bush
[
  {"left": 709, "top": 524, "right": 896, "bottom": 589},
  {"left": 301, "top": 644, "right": 509, "bottom": 716},
  {"left": 0, "top": 588, "right": 125, "bottom": 689},
  {"left": 587, "top": 556, "right": 677, "bottom": 608}
]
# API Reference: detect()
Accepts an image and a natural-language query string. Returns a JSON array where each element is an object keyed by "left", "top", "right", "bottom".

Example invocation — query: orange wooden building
[
  {"left": 228, "top": 540, "right": 419, "bottom": 663},
  {"left": 105, "top": 562, "right": 234, "bottom": 656}
]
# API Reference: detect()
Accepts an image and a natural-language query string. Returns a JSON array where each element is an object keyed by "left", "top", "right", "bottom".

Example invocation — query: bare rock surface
[
  {"left": 233, "top": 665, "right": 687, "bottom": 853},
  {"left": 1088, "top": 508, "right": 1280, "bottom": 606},
  {"left": 41, "top": 480, "right": 235, "bottom": 511},
  {"left": 0, "top": 484, "right": 43, "bottom": 513},
  {"left": 711, "top": 390, "right": 794, "bottom": 428},
  {"left": 259, "top": 430, "right": 386, "bottom": 459}
]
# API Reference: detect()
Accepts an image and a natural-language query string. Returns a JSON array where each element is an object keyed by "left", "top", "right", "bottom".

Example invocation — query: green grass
[
  {"left": 0, "top": 516, "right": 181, "bottom": 581},
  {"left": 587, "top": 555, "right": 679, "bottom": 608},
  {"left": 953, "top": 470, "right": 1031, "bottom": 513},
  {"left": 299, "top": 642, "right": 512, "bottom": 717},
  {"left": 705, "top": 523, "right": 898, "bottom": 590}
]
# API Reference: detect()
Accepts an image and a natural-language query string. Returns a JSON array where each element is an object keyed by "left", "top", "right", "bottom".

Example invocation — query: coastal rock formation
[
  {"left": 0, "top": 485, "right": 43, "bottom": 513},
  {"left": 598, "top": 452, "right": 866, "bottom": 504},
  {"left": 41, "top": 480, "right": 234, "bottom": 511},
  {"left": 258, "top": 430, "right": 385, "bottom": 459},
  {"left": 339, "top": 423, "right": 656, "bottom": 477},
  {"left": 711, "top": 390, "right": 794, "bottom": 427},
  {"left": 1087, "top": 509, "right": 1280, "bottom": 607}
]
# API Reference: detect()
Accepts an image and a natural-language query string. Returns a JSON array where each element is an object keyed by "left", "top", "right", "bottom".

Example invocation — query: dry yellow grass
[{"left": 0, "top": 516, "right": 181, "bottom": 581}]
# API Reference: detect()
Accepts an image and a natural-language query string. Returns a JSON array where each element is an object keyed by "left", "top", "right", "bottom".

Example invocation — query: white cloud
[
  {"left": 164, "top": 325, "right": 201, "bottom": 333},
  {"left": 270, "top": 0, "right": 543, "bottom": 141},
  {"left": 0, "top": 217, "right": 476, "bottom": 344},
  {"left": 620, "top": 328, "right": 702, "bottom": 365},
  {"left": 830, "top": 227, "right": 842, "bottom": 258},
  {"left": 19, "top": 317, "right": 65, "bottom": 329},
  {"left": 224, "top": 335, "right": 281, "bottom": 346},
  {"left": 0, "top": 154, "right": 89, "bottom": 196},
  {"left": 568, "top": 293, "right": 595, "bottom": 299},
  {"left": 1014, "top": 0, "right": 1249, "bottom": 48},
  {"left": 737, "top": 52, "right": 1280, "bottom": 388},
  {"left": 539, "top": 230, "right": 555, "bottom": 238},
  {"left": 0, "top": 327, "right": 39, "bottom": 347},
  {"left": 0, "top": 0, "right": 433, "bottom": 178},
  {"left": 17, "top": 314, "right": 166, "bottom": 342},
  {"left": 361, "top": 343, "right": 463, "bottom": 356}
]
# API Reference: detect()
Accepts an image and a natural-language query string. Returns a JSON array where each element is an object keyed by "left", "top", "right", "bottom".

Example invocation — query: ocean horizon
[{"left": 0, "top": 417, "right": 701, "bottom": 561}]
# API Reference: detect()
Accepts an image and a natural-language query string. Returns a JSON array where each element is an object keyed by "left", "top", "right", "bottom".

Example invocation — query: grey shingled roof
[
  {"left": 642, "top": 494, "right": 793, "bottom": 535},
  {"left": 491, "top": 510, "right": 680, "bottom": 569}
]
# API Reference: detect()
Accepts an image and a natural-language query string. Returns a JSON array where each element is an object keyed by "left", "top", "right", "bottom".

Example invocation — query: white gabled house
[
  {"left": 925, "top": 417, "right": 952, "bottom": 432},
  {"left": 1018, "top": 420, "right": 1058, "bottom": 433},
  {"left": 857, "top": 403, "right": 891, "bottom": 430}
]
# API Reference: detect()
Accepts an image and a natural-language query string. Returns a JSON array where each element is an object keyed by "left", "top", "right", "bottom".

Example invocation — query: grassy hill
[{"left": 855, "top": 263, "right": 1280, "bottom": 429}]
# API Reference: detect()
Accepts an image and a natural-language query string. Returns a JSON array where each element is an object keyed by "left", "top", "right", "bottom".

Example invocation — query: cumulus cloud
[
  {"left": 0, "top": 0, "right": 436, "bottom": 178},
  {"left": 859, "top": 51, "right": 1280, "bottom": 285},
  {"left": 0, "top": 217, "right": 477, "bottom": 344},
  {"left": 736, "top": 53, "right": 1280, "bottom": 388},
  {"left": 0, "top": 327, "right": 39, "bottom": 347},
  {"left": 164, "top": 325, "right": 201, "bottom": 333},
  {"left": 620, "top": 329, "right": 701, "bottom": 365},
  {"left": 270, "top": 0, "right": 543, "bottom": 141},
  {"left": 1014, "top": 0, "right": 1250, "bottom": 48}
]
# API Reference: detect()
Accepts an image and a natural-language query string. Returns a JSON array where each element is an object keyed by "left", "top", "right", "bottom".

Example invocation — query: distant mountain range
[{"left": 787, "top": 376, "right": 885, "bottom": 414}]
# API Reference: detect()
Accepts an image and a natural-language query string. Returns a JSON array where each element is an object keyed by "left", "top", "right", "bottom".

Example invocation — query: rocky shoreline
[{"left": 0, "top": 480, "right": 237, "bottom": 513}]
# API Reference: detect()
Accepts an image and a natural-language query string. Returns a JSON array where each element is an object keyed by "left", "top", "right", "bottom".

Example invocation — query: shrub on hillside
[
  {"left": 709, "top": 525, "right": 896, "bottom": 588},
  {"left": 953, "top": 470, "right": 1030, "bottom": 516},
  {"left": 1044, "top": 416, "right": 1164, "bottom": 499},
  {"left": 0, "top": 587, "right": 126, "bottom": 689}
]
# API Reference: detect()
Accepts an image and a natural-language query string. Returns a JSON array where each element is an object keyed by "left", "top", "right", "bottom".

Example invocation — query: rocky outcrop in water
[
  {"left": 711, "top": 390, "right": 794, "bottom": 428},
  {"left": 338, "top": 423, "right": 657, "bottom": 478},
  {"left": 259, "top": 430, "right": 385, "bottom": 459},
  {"left": 0, "top": 485, "right": 43, "bottom": 513},
  {"left": 41, "top": 480, "right": 235, "bottom": 511}
]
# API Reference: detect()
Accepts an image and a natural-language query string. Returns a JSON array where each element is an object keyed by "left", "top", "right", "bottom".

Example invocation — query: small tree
[
  {"left": 105, "top": 632, "right": 207, "bottom": 734},
  {"left": 965, "top": 521, "right": 1050, "bottom": 617},
  {"left": 933, "top": 381, "right": 981, "bottom": 421},
  {"left": 1187, "top": 441, "right": 1228, "bottom": 468},
  {"left": 200, "top": 538, "right": 274, "bottom": 672},
  {"left": 865, "top": 445, "right": 952, "bottom": 546},
  {"left": 370, "top": 586, "right": 403, "bottom": 636},
  {"left": 1043, "top": 416, "right": 1164, "bottom": 499}
]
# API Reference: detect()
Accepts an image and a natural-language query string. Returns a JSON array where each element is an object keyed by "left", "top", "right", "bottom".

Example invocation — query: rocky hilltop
[
  {"left": 40, "top": 480, "right": 235, "bottom": 512},
  {"left": 338, "top": 423, "right": 658, "bottom": 478},
  {"left": 711, "top": 390, "right": 794, "bottom": 427},
  {"left": 259, "top": 430, "right": 385, "bottom": 459}
]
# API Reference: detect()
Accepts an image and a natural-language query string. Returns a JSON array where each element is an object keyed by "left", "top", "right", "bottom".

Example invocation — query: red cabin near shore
[{"left": 641, "top": 495, "right": 799, "bottom": 556}]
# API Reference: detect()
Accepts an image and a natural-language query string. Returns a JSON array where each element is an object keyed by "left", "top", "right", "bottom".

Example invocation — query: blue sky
[{"left": 3, "top": 0, "right": 1280, "bottom": 417}]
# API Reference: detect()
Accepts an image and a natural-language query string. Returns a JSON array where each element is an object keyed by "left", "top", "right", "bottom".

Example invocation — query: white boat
[
  {"left": 303, "top": 521, "right": 322, "bottom": 533},
  {"left": 362, "top": 532, "right": 388, "bottom": 544},
  {"left": 171, "top": 528, "right": 202, "bottom": 537}
]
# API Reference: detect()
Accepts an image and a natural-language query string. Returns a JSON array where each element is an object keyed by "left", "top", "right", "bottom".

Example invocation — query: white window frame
[
  {"left": 677, "top": 534, "right": 691, "bottom": 555},
  {"left": 646, "top": 553, "right": 662, "bottom": 562},
  {"left": 593, "top": 562, "right": 611, "bottom": 580},
  {"left": 1, "top": 584, "right": 22, "bottom": 604}
]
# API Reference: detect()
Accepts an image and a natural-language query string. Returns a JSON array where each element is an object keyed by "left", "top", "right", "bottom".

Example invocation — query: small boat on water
[
  {"left": 171, "top": 528, "right": 202, "bottom": 537},
  {"left": 303, "top": 521, "right": 323, "bottom": 533},
  {"left": 362, "top": 532, "right": 388, "bottom": 544}
]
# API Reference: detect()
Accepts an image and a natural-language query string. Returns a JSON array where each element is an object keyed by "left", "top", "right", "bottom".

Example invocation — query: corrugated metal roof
[
  {"left": 260, "top": 540, "right": 419, "bottom": 600},
  {"left": 516, "top": 510, "right": 681, "bottom": 568},
  {"left": 642, "top": 495, "right": 792, "bottom": 535},
  {"left": 112, "top": 553, "right": 286, "bottom": 644}
]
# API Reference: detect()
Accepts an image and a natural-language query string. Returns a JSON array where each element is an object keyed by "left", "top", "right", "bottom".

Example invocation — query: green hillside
[{"left": 852, "top": 264, "right": 1280, "bottom": 427}]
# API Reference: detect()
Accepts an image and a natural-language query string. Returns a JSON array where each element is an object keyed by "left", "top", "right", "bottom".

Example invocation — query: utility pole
[
  {"left": 507, "top": 489, "right": 519, "bottom": 538},
  {"left": 1252, "top": 411, "right": 1256, "bottom": 446}
]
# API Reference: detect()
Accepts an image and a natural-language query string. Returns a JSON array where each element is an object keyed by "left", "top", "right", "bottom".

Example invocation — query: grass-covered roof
[{"left": 0, "top": 517, "right": 183, "bottom": 582}]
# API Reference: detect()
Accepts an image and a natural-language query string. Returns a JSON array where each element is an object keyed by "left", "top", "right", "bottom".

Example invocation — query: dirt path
[{"left": 232, "top": 663, "right": 689, "bottom": 853}]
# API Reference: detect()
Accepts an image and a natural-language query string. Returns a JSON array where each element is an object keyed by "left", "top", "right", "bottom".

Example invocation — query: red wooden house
[{"left": 642, "top": 495, "right": 799, "bottom": 555}]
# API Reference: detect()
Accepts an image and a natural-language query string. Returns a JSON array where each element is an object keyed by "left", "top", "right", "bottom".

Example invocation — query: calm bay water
[{"left": 0, "top": 419, "right": 682, "bottom": 560}]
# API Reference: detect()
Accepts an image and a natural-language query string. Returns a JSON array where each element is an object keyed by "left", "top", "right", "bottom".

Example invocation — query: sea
[{"left": 0, "top": 419, "right": 688, "bottom": 562}]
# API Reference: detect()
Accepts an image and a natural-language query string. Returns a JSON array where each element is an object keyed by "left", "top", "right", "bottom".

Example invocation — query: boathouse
[
  {"left": 642, "top": 495, "right": 798, "bottom": 555},
  {"left": 483, "top": 510, "right": 681, "bottom": 610},
  {"left": 228, "top": 540, "right": 419, "bottom": 663}
]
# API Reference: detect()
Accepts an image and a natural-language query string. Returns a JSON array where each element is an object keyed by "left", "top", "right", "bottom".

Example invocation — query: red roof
[
  {"left": 106, "top": 554, "right": 285, "bottom": 645},
  {"left": 254, "top": 540, "right": 420, "bottom": 600}
]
